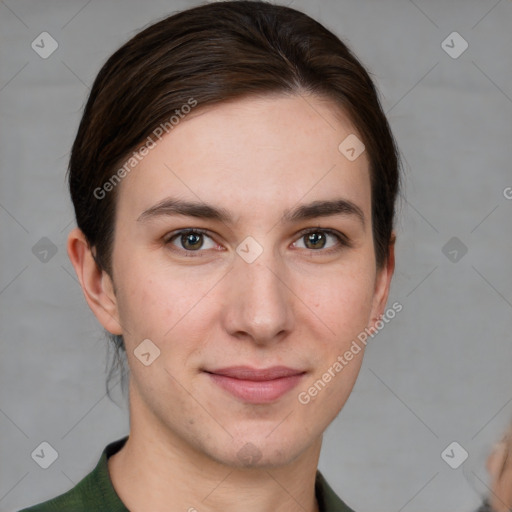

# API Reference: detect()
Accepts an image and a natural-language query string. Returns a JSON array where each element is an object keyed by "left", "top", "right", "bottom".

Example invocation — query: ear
[
  {"left": 66, "top": 227, "right": 123, "bottom": 335},
  {"left": 368, "top": 231, "right": 396, "bottom": 328}
]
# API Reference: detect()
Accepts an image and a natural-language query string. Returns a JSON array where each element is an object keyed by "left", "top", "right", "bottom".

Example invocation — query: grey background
[{"left": 1, "top": 0, "right": 511, "bottom": 511}]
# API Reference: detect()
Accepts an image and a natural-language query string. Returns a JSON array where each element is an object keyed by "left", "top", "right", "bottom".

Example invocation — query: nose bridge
[{"left": 223, "top": 244, "right": 293, "bottom": 342}]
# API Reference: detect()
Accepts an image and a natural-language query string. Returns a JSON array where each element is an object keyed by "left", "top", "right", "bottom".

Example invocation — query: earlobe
[{"left": 66, "top": 227, "right": 123, "bottom": 335}]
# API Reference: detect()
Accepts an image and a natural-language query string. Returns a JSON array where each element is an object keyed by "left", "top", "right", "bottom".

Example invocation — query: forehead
[{"left": 116, "top": 94, "right": 371, "bottom": 224}]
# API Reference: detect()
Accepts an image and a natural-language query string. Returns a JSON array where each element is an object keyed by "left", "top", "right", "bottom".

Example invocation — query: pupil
[
  {"left": 183, "top": 233, "right": 202, "bottom": 250},
  {"left": 307, "top": 232, "right": 325, "bottom": 249}
]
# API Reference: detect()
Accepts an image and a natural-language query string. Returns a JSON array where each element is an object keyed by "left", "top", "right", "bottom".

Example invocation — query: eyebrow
[{"left": 137, "top": 197, "right": 365, "bottom": 229}]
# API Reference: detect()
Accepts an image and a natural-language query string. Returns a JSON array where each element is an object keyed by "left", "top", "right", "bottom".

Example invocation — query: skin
[
  {"left": 68, "top": 93, "right": 395, "bottom": 512},
  {"left": 486, "top": 436, "right": 512, "bottom": 511}
]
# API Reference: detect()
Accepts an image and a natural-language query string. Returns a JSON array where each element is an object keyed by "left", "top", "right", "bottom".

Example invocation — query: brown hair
[{"left": 67, "top": 0, "right": 401, "bottom": 394}]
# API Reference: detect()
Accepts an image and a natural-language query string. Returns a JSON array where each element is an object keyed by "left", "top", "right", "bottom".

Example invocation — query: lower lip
[{"left": 207, "top": 373, "right": 305, "bottom": 404}]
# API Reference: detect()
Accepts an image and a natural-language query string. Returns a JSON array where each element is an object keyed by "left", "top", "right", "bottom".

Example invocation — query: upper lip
[{"left": 205, "top": 366, "right": 306, "bottom": 381}]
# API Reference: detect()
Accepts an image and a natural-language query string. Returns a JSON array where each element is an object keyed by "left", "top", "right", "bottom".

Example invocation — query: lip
[{"left": 204, "top": 366, "right": 306, "bottom": 404}]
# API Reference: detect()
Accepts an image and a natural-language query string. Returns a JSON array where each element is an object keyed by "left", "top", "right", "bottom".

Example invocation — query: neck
[{"left": 108, "top": 386, "right": 322, "bottom": 512}]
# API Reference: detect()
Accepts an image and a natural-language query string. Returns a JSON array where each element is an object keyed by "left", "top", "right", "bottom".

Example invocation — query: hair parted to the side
[{"left": 66, "top": 0, "right": 402, "bottom": 399}]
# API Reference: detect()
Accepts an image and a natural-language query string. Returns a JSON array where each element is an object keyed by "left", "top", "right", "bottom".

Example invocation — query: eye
[
  {"left": 292, "top": 228, "right": 349, "bottom": 252},
  {"left": 165, "top": 229, "right": 218, "bottom": 253},
  {"left": 164, "top": 227, "right": 350, "bottom": 257}
]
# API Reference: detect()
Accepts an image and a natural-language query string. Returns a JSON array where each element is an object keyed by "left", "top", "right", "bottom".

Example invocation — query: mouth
[{"left": 203, "top": 366, "right": 307, "bottom": 404}]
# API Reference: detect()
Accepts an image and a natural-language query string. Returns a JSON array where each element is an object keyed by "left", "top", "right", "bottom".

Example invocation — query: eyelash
[{"left": 163, "top": 227, "right": 351, "bottom": 257}]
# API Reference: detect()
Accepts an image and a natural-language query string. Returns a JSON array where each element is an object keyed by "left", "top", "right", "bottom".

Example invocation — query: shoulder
[
  {"left": 18, "top": 437, "right": 129, "bottom": 512},
  {"left": 18, "top": 486, "right": 89, "bottom": 512},
  {"left": 17, "top": 465, "right": 113, "bottom": 512},
  {"left": 18, "top": 468, "right": 100, "bottom": 512}
]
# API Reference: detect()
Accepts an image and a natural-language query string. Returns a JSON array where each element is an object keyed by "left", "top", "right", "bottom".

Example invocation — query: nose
[{"left": 221, "top": 250, "right": 294, "bottom": 347}]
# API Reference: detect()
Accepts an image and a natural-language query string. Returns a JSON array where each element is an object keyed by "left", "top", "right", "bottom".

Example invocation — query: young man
[{"left": 21, "top": 2, "right": 399, "bottom": 510}]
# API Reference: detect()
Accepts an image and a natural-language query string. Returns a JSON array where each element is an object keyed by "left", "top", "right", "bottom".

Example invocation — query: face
[{"left": 77, "top": 93, "right": 394, "bottom": 468}]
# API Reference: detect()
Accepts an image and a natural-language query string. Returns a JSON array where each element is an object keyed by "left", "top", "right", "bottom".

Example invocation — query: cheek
[
  {"left": 296, "top": 262, "right": 376, "bottom": 340},
  {"left": 114, "top": 235, "right": 377, "bottom": 348},
  {"left": 113, "top": 267, "right": 170, "bottom": 347},
  {"left": 115, "top": 261, "right": 220, "bottom": 351}
]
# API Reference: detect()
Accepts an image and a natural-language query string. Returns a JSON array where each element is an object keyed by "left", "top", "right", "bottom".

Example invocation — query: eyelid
[
  {"left": 292, "top": 227, "right": 351, "bottom": 252},
  {"left": 164, "top": 226, "right": 351, "bottom": 256},
  {"left": 164, "top": 228, "right": 218, "bottom": 250},
  {"left": 296, "top": 226, "right": 350, "bottom": 244},
  {"left": 164, "top": 227, "right": 211, "bottom": 242}
]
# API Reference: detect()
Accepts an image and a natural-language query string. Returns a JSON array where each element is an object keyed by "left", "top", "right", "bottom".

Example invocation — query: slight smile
[{"left": 204, "top": 366, "right": 307, "bottom": 404}]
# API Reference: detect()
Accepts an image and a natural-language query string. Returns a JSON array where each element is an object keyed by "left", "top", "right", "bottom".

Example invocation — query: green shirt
[{"left": 20, "top": 437, "right": 355, "bottom": 512}]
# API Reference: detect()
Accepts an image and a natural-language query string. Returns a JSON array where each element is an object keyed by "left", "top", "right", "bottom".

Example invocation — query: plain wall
[{"left": 1, "top": 1, "right": 511, "bottom": 511}]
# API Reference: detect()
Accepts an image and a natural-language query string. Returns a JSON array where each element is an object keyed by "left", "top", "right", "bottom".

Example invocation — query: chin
[{"left": 204, "top": 430, "right": 314, "bottom": 470}]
